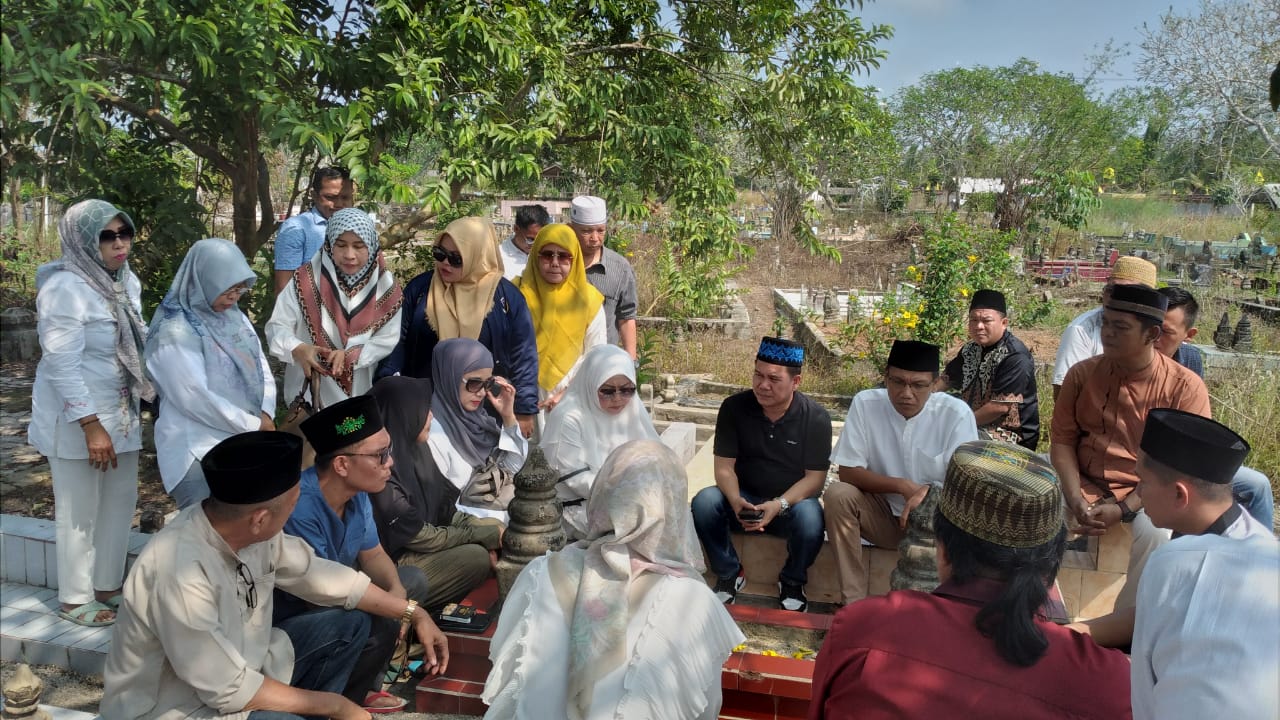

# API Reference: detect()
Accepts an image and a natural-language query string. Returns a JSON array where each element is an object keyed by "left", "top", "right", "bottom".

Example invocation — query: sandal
[
  {"left": 101, "top": 593, "right": 124, "bottom": 611},
  {"left": 363, "top": 690, "right": 408, "bottom": 714},
  {"left": 58, "top": 600, "right": 115, "bottom": 627}
]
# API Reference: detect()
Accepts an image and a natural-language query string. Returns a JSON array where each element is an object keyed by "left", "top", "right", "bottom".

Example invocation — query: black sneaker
[
  {"left": 713, "top": 570, "right": 746, "bottom": 604},
  {"left": 778, "top": 581, "right": 808, "bottom": 612}
]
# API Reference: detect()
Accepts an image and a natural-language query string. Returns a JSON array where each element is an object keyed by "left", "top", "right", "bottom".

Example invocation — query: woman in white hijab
[
  {"left": 266, "top": 208, "right": 403, "bottom": 408},
  {"left": 541, "top": 344, "right": 659, "bottom": 538},
  {"left": 484, "top": 440, "right": 744, "bottom": 720},
  {"left": 145, "top": 238, "right": 276, "bottom": 508}
]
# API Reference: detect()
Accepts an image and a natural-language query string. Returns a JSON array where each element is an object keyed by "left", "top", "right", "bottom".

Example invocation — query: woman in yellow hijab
[{"left": 518, "top": 223, "right": 606, "bottom": 411}]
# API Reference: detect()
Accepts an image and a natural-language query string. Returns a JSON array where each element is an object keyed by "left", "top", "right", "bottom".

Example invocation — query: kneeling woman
[
  {"left": 428, "top": 338, "right": 528, "bottom": 524},
  {"left": 542, "top": 344, "right": 658, "bottom": 538}
]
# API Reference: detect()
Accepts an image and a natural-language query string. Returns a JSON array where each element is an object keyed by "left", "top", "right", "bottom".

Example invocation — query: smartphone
[
  {"left": 486, "top": 376, "right": 504, "bottom": 397},
  {"left": 737, "top": 509, "right": 764, "bottom": 521}
]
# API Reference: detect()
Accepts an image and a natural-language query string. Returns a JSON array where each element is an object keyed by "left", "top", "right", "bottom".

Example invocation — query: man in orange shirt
[{"left": 1050, "top": 284, "right": 1209, "bottom": 610}]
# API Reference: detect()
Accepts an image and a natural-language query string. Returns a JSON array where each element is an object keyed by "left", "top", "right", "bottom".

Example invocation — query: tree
[
  {"left": 1137, "top": 0, "right": 1280, "bottom": 167},
  {"left": 893, "top": 60, "right": 1123, "bottom": 233}
]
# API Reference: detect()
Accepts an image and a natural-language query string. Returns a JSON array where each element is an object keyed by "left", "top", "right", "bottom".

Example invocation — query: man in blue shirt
[
  {"left": 273, "top": 166, "right": 354, "bottom": 293},
  {"left": 279, "top": 396, "right": 431, "bottom": 714}
]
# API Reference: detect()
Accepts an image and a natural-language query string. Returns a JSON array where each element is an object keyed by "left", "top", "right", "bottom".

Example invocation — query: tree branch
[
  {"left": 84, "top": 54, "right": 192, "bottom": 89},
  {"left": 93, "top": 92, "right": 235, "bottom": 175}
]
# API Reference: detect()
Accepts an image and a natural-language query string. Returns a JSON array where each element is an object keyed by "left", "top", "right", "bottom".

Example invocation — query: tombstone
[
  {"left": 1213, "top": 312, "right": 1234, "bottom": 350},
  {"left": 0, "top": 307, "right": 39, "bottom": 363},
  {"left": 1233, "top": 314, "right": 1253, "bottom": 352},
  {"left": 1, "top": 664, "right": 51, "bottom": 720},
  {"left": 889, "top": 484, "right": 941, "bottom": 592},
  {"left": 823, "top": 288, "right": 840, "bottom": 324},
  {"left": 495, "top": 447, "right": 566, "bottom": 597}
]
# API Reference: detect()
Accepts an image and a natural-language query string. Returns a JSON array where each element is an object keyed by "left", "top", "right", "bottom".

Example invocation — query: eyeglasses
[
  {"left": 98, "top": 228, "right": 136, "bottom": 244},
  {"left": 432, "top": 246, "right": 464, "bottom": 268},
  {"left": 341, "top": 445, "right": 394, "bottom": 466},
  {"left": 463, "top": 376, "right": 497, "bottom": 394},
  {"left": 538, "top": 250, "right": 573, "bottom": 264},
  {"left": 598, "top": 384, "right": 637, "bottom": 398},
  {"left": 884, "top": 376, "right": 934, "bottom": 393},
  {"left": 236, "top": 561, "right": 258, "bottom": 611},
  {"left": 219, "top": 284, "right": 250, "bottom": 300}
]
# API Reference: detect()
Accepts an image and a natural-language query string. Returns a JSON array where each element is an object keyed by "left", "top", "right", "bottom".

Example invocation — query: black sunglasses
[
  {"left": 341, "top": 445, "right": 394, "bottom": 466},
  {"left": 432, "top": 246, "right": 464, "bottom": 268},
  {"left": 598, "top": 384, "right": 637, "bottom": 398},
  {"left": 464, "top": 376, "right": 498, "bottom": 394},
  {"left": 99, "top": 228, "right": 136, "bottom": 244},
  {"left": 236, "top": 561, "right": 258, "bottom": 611}
]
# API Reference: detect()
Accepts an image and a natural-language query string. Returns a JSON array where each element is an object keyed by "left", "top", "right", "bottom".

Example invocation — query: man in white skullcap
[{"left": 570, "top": 195, "right": 638, "bottom": 360}]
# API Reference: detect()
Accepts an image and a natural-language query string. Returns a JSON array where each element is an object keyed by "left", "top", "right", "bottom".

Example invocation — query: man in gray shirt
[{"left": 571, "top": 195, "right": 638, "bottom": 359}]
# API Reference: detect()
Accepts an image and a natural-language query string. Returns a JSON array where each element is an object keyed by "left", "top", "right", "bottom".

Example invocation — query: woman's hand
[
  {"left": 290, "top": 344, "right": 329, "bottom": 378},
  {"left": 322, "top": 348, "right": 347, "bottom": 377},
  {"left": 538, "top": 388, "right": 567, "bottom": 414},
  {"left": 259, "top": 412, "right": 276, "bottom": 431},
  {"left": 486, "top": 377, "right": 518, "bottom": 426},
  {"left": 82, "top": 420, "right": 118, "bottom": 471}
]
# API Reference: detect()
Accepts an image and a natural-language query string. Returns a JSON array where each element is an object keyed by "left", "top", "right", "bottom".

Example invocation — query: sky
[{"left": 856, "top": 0, "right": 1204, "bottom": 96}]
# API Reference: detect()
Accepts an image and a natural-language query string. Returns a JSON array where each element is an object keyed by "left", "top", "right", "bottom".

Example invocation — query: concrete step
[{"left": 0, "top": 583, "right": 112, "bottom": 677}]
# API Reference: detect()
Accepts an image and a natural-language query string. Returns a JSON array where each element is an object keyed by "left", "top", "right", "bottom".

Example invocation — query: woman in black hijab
[{"left": 368, "top": 376, "right": 498, "bottom": 610}]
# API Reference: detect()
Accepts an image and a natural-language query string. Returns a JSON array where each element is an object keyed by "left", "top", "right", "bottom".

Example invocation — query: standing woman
[
  {"left": 542, "top": 344, "right": 659, "bottom": 538},
  {"left": 144, "top": 238, "right": 276, "bottom": 509},
  {"left": 428, "top": 338, "right": 528, "bottom": 524},
  {"left": 29, "top": 199, "right": 155, "bottom": 626},
  {"left": 266, "top": 208, "right": 403, "bottom": 409},
  {"left": 517, "top": 223, "right": 606, "bottom": 413},
  {"left": 376, "top": 217, "right": 539, "bottom": 436}
]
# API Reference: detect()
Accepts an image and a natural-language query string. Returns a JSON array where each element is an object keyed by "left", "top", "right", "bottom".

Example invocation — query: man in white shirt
[
  {"left": 1129, "top": 409, "right": 1279, "bottom": 720},
  {"left": 1051, "top": 255, "right": 1157, "bottom": 399},
  {"left": 102, "top": 431, "right": 449, "bottom": 720},
  {"left": 500, "top": 204, "right": 550, "bottom": 281},
  {"left": 825, "top": 340, "right": 979, "bottom": 605}
]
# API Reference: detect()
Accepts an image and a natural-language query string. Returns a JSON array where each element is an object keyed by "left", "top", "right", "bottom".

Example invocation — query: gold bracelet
[{"left": 400, "top": 599, "right": 418, "bottom": 625}]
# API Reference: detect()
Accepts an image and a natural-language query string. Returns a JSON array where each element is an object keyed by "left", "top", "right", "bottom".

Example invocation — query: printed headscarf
[
  {"left": 144, "top": 238, "right": 263, "bottom": 416},
  {"left": 430, "top": 338, "right": 502, "bottom": 468},
  {"left": 546, "top": 440, "right": 705, "bottom": 720},
  {"left": 517, "top": 224, "right": 604, "bottom": 391},
  {"left": 426, "top": 216, "right": 505, "bottom": 340},
  {"left": 323, "top": 208, "right": 380, "bottom": 294},
  {"left": 37, "top": 199, "right": 154, "bottom": 404}
]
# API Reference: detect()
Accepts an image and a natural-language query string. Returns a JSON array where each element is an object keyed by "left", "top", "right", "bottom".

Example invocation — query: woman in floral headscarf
[
  {"left": 483, "top": 440, "right": 744, "bottom": 720},
  {"left": 29, "top": 199, "right": 155, "bottom": 627},
  {"left": 267, "top": 207, "right": 403, "bottom": 408},
  {"left": 145, "top": 238, "right": 276, "bottom": 509}
]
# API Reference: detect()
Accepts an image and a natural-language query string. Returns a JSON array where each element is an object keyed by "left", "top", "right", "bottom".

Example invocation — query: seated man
[
  {"left": 692, "top": 336, "right": 831, "bottom": 612},
  {"left": 1052, "top": 255, "right": 1157, "bottom": 399},
  {"left": 1129, "top": 409, "right": 1279, "bottom": 719},
  {"left": 102, "top": 431, "right": 448, "bottom": 720},
  {"left": 277, "top": 396, "right": 432, "bottom": 714},
  {"left": 1156, "top": 285, "right": 1273, "bottom": 527},
  {"left": 942, "top": 289, "right": 1039, "bottom": 449},
  {"left": 1050, "top": 285, "right": 1209, "bottom": 611},
  {"left": 811, "top": 441, "right": 1132, "bottom": 720},
  {"left": 826, "top": 340, "right": 978, "bottom": 606}
]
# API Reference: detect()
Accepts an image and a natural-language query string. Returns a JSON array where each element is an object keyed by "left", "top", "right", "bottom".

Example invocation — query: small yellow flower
[
  {"left": 761, "top": 650, "right": 782, "bottom": 657},
  {"left": 960, "top": 288, "right": 969, "bottom": 297},
  {"left": 732, "top": 644, "right": 747, "bottom": 653},
  {"left": 881, "top": 317, "right": 891, "bottom": 325},
  {"left": 967, "top": 254, "right": 977, "bottom": 264}
]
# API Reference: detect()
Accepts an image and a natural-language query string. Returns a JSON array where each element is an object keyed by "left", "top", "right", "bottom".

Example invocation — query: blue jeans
[
  {"left": 275, "top": 605, "right": 371, "bottom": 711},
  {"left": 1233, "top": 466, "right": 1274, "bottom": 529},
  {"left": 691, "top": 486, "right": 824, "bottom": 587}
]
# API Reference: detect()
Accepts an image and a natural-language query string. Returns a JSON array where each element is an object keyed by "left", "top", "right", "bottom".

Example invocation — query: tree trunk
[{"left": 7, "top": 174, "right": 21, "bottom": 238}]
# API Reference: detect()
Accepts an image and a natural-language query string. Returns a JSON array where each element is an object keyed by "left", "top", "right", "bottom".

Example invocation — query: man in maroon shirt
[{"left": 810, "top": 441, "right": 1131, "bottom": 720}]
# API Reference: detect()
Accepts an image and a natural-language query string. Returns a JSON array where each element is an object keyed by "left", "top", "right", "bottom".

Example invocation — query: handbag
[
  {"left": 280, "top": 373, "right": 322, "bottom": 469},
  {"left": 460, "top": 455, "right": 515, "bottom": 512}
]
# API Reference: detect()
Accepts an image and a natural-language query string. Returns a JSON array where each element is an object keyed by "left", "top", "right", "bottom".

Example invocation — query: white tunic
[
  {"left": 830, "top": 389, "right": 978, "bottom": 516},
  {"left": 1052, "top": 306, "right": 1102, "bottom": 385},
  {"left": 1131, "top": 512, "right": 1279, "bottom": 720},
  {"left": 483, "top": 555, "right": 744, "bottom": 720},
  {"left": 499, "top": 236, "right": 530, "bottom": 281},
  {"left": 29, "top": 270, "right": 144, "bottom": 459},
  {"left": 145, "top": 313, "right": 277, "bottom": 492},
  {"left": 264, "top": 281, "right": 402, "bottom": 409},
  {"left": 427, "top": 416, "right": 528, "bottom": 523}
]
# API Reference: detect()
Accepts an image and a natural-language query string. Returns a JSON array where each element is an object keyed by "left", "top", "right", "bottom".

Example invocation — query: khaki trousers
[{"left": 824, "top": 482, "right": 904, "bottom": 604}]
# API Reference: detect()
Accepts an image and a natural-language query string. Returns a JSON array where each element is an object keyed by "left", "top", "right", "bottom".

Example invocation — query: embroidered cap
[
  {"left": 301, "top": 395, "right": 385, "bottom": 457},
  {"left": 939, "top": 441, "right": 1065, "bottom": 548},
  {"left": 969, "top": 289, "right": 1007, "bottom": 315},
  {"left": 757, "top": 336, "right": 804, "bottom": 368},
  {"left": 1140, "top": 408, "right": 1250, "bottom": 485},
  {"left": 570, "top": 196, "right": 607, "bottom": 226},
  {"left": 202, "top": 431, "right": 303, "bottom": 504},
  {"left": 1110, "top": 256, "right": 1157, "bottom": 288},
  {"left": 886, "top": 339, "right": 940, "bottom": 374},
  {"left": 1105, "top": 284, "right": 1168, "bottom": 322}
]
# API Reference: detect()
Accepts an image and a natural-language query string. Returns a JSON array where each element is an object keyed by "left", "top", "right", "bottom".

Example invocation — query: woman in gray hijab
[
  {"left": 29, "top": 199, "right": 155, "bottom": 627},
  {"left": 144, "top": 238, "right": 276, "bottom": 508}
]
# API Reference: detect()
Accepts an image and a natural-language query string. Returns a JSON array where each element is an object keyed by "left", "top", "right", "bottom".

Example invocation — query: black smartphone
[{"left": 737, "top": 509, "right": 764, "bottom": 521}]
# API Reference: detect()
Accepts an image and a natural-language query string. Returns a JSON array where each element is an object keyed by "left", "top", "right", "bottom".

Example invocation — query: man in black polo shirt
[{"left": 691, "top": 336, "right": 832, "bottom": 612}]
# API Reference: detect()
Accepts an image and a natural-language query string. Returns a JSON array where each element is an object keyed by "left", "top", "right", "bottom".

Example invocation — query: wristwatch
[
  {"left": 1117, "top": 498, "right": 1138, "bottom": 524},
  {"left": 775, "top": 496, "right": 791, "bottom": 514}
]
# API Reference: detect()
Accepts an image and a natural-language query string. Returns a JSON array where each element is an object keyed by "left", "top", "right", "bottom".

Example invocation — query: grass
[{"left": 1087, "top": 196, "right": 1254, "bottom": 241}]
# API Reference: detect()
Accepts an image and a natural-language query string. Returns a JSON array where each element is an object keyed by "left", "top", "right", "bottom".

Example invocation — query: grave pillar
[
  {"left": 1, "top": 664, "right": 51, "bottom": 720},
  {"left": 889, "top": 484, "right": 941, "bottom": 593},
  {"left": 495, "top": 447, "right": 566, "bottom": 598}
]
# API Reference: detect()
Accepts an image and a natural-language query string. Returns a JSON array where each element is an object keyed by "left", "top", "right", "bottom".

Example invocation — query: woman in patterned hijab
[{"left": 266, "top": 207, "right": 403, "bottom": 408}]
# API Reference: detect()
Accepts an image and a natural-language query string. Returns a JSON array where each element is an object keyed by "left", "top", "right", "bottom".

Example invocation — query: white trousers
[
  {"left": 1115, "top": 509, "right": 1172, "bottom": 611},
  {"left": 49, "top": 452, "right": 139, "bottom": 605}
]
